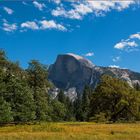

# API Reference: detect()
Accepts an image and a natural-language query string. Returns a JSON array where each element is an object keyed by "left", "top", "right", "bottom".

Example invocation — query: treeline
[{"left": 0, "top": 50, "right": 140, "bottom": 124}]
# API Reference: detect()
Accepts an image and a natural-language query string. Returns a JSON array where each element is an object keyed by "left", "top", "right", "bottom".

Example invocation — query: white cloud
[
  {"left": 87, "top": 1, "right": 135, "bottom": 13},
  {"left": 21, "top": 21, "right": 39, "bottom": 30},
  {"left": 3, "top": 7, "right": 14, "bottom": 15},
  {"left": 33, "top": 1, "right": 46, "bottom": 11},
  {"left": 116, "top": 1, "right": 135, "bottom": 11},
  {"left": 52, "top": 7, "right": 82, "bottom": 20},
  {"left": 73, "top": 3, "right": 93, "bottom": 16},
  {"left": 22, "top": 1, "right": 28, "bottom": 5},
  {"left": 109, "top": 65, "right": 120, "bottom": 68},
  {"left": 2, "top": 21, "right": 17, "bottom": 32},
  {"left": 114, "top": 32, "right": 140, "bottom": 52},
  {"left": 130, "top": 33, "right": 140, "bottom": 40},
  {"left": 52, "top": 1, "right": 136, "bottom": 20},
  {"left": 88, "top": 1, "right": 115, "bottom": 12},
  {"left": 52, "top": 0, "right": 61, "bottom": 4},
  {"left": 114, "top": 41, "right": 138, "bottom": 50},
  {"left": 21, "top": 20, "right": 67, "bottom": 31},
  {"left": 85, "top": 52, "right": 94, "bottom": 57},
  {"left": 40, "top": 20, "right": 67, "bottom": 31},
  {"left": 113, "top": 56, "right": 120, "bottom": 62}
]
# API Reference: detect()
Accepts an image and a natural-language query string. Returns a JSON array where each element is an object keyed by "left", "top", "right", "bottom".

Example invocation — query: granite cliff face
[{"left": 49, "top": 53, "right": 140, "bottom": 93}]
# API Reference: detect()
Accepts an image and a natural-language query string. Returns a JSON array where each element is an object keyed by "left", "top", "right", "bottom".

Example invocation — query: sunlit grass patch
[{"left": 0, "top": 122, "right": 139, "bottom": 140}]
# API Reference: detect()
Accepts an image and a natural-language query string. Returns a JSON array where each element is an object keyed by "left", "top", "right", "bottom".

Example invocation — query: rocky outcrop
[
  {"left": 49, "top": 53, "right": 140, "bottom": 93},
  {"left": 49, "top": 53, "right": 95, "bottom": 92}
]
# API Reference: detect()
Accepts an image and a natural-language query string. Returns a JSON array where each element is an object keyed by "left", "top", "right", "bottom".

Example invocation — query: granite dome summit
[{"left": 49, "top": 53, "right": 140, "bottom": 93}]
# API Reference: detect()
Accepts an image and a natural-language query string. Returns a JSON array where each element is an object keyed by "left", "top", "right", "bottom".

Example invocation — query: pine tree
[
  {"left": 0, "top": 58, "right": 13, "bottom": 124},
  {"left": 0, "top": 97, "right": 13, "bottom": 124},
  {"left": 0, "top": 51, "right": 36, "bottom": 123},
  {"left": 27, "top": 60, "right": 51, "bottom": 121},
  {"left": 34, "top": 87, "right": 48, "bottom": 121},
  {"left": 27, "top": 60, "right": 50, "bottom": 88},
  {"left": 65, "top": 97, "right": 75, "bottom": 121},
  {"left": 74, "top": 95, "right": 83, "bottom": 121},
  {"left": 51, "top": 100, "right": 67, "bottom": 121},
  {"left": 57, "top": 90, "right": 66, "bottom": 104},
  {"left": 81, "top": 86, "right": 91, "bottom": 121},
  {"left": 5, "top": 75, "right": 36, "bottom": 122},
  {"left": 0, "top": 50, "right": 8, "bottom": 68}
]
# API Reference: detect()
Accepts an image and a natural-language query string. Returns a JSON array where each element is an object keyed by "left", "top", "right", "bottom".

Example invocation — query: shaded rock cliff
[{"left": 49, "top": 53, "right": 140, "bottom": 93}]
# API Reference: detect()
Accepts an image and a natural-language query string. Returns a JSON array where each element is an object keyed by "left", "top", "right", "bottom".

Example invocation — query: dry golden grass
[{"left": 0, "top": 122, "right": 139, "bottom": 140}]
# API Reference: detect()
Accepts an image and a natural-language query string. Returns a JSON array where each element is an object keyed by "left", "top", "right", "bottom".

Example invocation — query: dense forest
[{"left": 0, "top": 50, "right": 140, "bottom": 124}]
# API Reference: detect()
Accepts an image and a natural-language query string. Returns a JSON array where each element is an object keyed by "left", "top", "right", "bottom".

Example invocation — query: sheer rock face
[
  {"left": 49, "top": 53, "right": 140, "bottom": 93},
  {"left": 49, "top": 54, "right": 96, "bottom": 92}
]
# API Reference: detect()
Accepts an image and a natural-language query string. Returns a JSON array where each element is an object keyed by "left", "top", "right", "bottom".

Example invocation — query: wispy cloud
[
  {"left": 22, "top": 1, "right": 28, "bottom": 6},
  {"left": 21, "top": 21, "right": 39, "bottom": 30},
  {"left": 114, "top": 41, "right": 138, "bottom": 50},
  {"left": 130, "top": 32, "right": 140, "bottom": 40},
  {"left": 113, "top": 56, "right": 120, "bottom": 62},
  {"left": 40, "top": 20, "right": 67, "bottom": 31},
  {"left": 52, "top": 7, "right": 82, "bottom": 20},
  {"left": 52, "top": 0, "right": 61, "bottom": 4},
  {"left": 85, "top": 52, "right": 94, "bottom": 57},
  {"left": 33, "top": 1, "right": 46, "bottom": 11},
  {"left": 1, "top": 19, "right": 66, "bottom": 33},
  {"left": 109, "top": 65, "right": 120, "bottom": 68},
  {"left": 52, "top": 1, "right": 136, "bottom": 20},
  {"left": 114, "top": 32, "right": 140, "bottom": 52},
  {"left": 2, "top": 20, "right": 17, "bottom": 32},
  {"left": 21, "top": 20, "right": 67, "bottom": 31},
  {"left": 3, "top": 7, "right": 14, "bottom": 15}
]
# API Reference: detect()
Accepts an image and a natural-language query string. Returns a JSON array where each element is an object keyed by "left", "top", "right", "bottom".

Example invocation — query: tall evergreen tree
[
  {"left": 0, "top": 50, "right": 8, "bottom": 68},
  {"left": 81, "top": 86, "right": 92, "bottom": 121},
  {"left": 27, "top": 60, "right": 51, "bottom": 121},
  {"left": 27, "top": 60, "right": 50, "bottom": 88},
  {"left": 0, "top": 56, "right": 36, "bottom": 123},
  {"left": 34, "top": 87, "right": 48, "bottom": 121},
  {"left": 0, "top": 97, "right": 13, "bottom": 124},
  {"left": 57, "top": 90, "right": 66, "bottom": 104},
  {"left": 65, "top": 96, "right": 75, "bottom": 121},
  {"left": 73, "top": 95, "right": 83, "bottom": 121},
  {"left": 50, "top": 100, "right": 67, "bottom": 121},
  {"left": 5, "top": 75, "right": 36, "bottom": 122}
]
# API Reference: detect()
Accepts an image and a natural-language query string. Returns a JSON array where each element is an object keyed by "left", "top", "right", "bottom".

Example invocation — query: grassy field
[{"left": 0, "top": 122, "right": 139, "bottom": 140}]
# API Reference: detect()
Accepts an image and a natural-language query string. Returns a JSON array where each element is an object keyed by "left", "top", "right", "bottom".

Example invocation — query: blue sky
[{"left": 0, "top": 0, "right": 140, "bottom": 72}]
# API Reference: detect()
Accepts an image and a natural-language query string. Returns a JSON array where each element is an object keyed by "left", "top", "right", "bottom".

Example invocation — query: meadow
[{"left": 0, "top": 122, "right": 139, "bottom": 140}]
